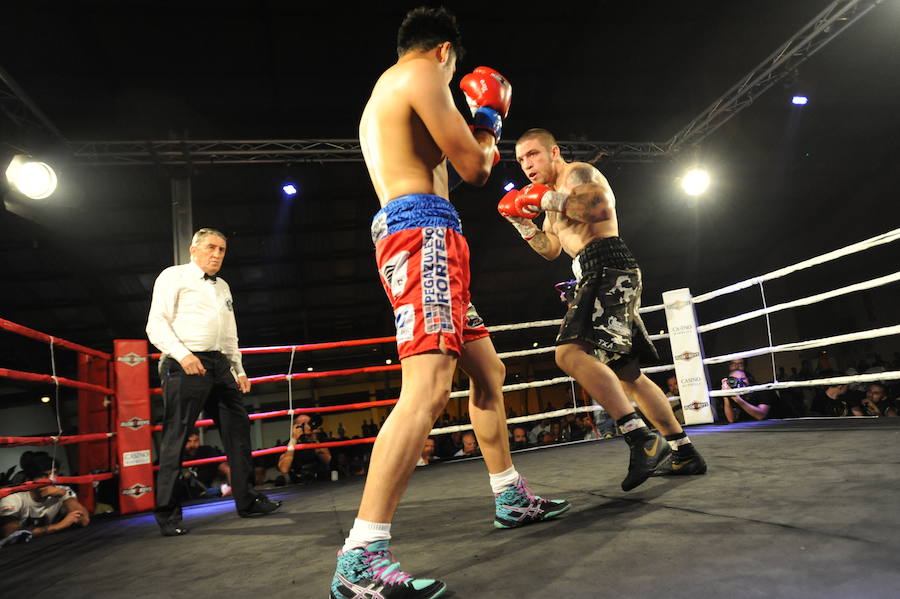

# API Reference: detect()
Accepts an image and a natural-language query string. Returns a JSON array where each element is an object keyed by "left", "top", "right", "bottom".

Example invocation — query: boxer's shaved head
[
  {"left": 516, "top": 128, "right": 558, "bottom": 151},
  {"left": 397, "top": 6, "right": 464, "bottom": 62}
]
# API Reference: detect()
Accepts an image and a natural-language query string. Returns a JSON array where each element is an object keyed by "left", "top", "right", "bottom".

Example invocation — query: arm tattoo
[
  {"left": 566, "top": 164, "right": 603, "bottom": 188},
  {"left": 565, "top": 193, "right": 604, "bottom": 222},
  {"left": 530, "top": 231, "right": 550, "bottom": 251}
]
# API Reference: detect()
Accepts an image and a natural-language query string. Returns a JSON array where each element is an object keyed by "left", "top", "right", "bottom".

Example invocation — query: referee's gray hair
[{"left": 191, "top": 228, "right": 227, "bottom": 247}]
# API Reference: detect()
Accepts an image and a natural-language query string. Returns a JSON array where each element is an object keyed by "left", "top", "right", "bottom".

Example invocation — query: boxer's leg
[
  {"left": 357, "top": 348, "right": 457, "bottom": 524},
  {"left": 555, "top": 343, "right": 669, "bottom": 491},
  {"left": 616, "top": 361, "right": 707, "bottom": 476}
]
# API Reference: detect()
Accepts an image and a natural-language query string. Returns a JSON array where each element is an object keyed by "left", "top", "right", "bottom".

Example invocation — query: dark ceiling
[{"left": 1, "top": 1, "right": 899, "bottom": 381}]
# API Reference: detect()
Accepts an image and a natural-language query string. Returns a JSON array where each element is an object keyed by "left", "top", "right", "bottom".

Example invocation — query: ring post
[
  {"left": 662, "top": 289, "right": 715, "bottom": 424},
  {"left": 114, "top": 340, "right": 155, "bottom": 514},
  {"left": 76, "top": 353, "right": 113, "bottom": 513}
]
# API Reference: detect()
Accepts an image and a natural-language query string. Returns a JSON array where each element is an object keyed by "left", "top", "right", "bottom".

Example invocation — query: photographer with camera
[
  {"left": 277, "top": 413, "right": 332, "bottom": 483},
  {"left": 721, "top": 365, "right": 773, "bottom": 423}
]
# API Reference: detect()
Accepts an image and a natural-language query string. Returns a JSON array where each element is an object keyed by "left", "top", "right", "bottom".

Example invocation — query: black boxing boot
[{"left": 618, "top": 413, "right": 671, "bottom": 491}]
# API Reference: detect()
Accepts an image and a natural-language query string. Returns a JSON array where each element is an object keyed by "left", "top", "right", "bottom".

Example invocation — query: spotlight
[
  {"left": 532, "top": 342, "right": 539, "bottom": 348},
  {"left": 41, "top": 396, "right": 51, "bottom": 403},
  {"left": 680, "top": 167, "right": 710, "bottom": 196},
  {"left": 282, "top": 182, "right": 298, "bottom": 197},
  {"left": 791, "top": 96, "right": 808, "bottom": 105},
  {"left": 503, "top": 181, "right": 516, "bottom": 192},
  {"left": 385, "top": 359, "right": 392, "bottom": 365},
  {"left": 306, "top": 367, "right": 313, "bottom": 372},
  {"left": 5, "top": 155, "right": 58, "bottom": 199}
]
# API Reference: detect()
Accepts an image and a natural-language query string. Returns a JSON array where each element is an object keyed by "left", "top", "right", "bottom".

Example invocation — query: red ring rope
[
  {"left": 150, "top": 364, "right": 401, "bottom": 395},
  {"left": 0, "top": 472, "right": 116, "bottom": 499},
  {"left": 150, "top": 399, "right": 400, "bottom": 432},
  {"left": 0, "top": 433, "right": 114, "bottom": 447},
  {"left": 0, "top": 317, "right": 111, "bottom": 360},
  {"left": 0, "top": 367, "right": 115, "bottom": 395},
  {"left": 147, "top": 335, "right": 399, "bottom": 360},
  {"left": 156, "top": 437, "right": 379, "bottom": 470}
]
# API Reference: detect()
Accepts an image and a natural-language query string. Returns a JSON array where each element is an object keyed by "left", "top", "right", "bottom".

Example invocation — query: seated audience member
[
  {"left": 416, "top": 437, "right": 438, "bottom": 466},
  {"left": 439, "top": 431, "right": 464, "bottom": 459},
  {"left": 278, "top": 414, "right": 331, "bottom": 483},
  {"left": 580, "top": 414, "right": 602, "bottom": 440},
  {"left": 537, "top": 431, "right": 557, "bottom": 446},
  {"left": 509, "top": 426, "right": 530, "bottom": 450},
  {"left": 721, "top": 369, "right": 774, "bottom": 422},
  {"left": 851, "top": 383, "right": 897, "bottom": 417},
  {"left": 665, "top": 375, "right": 679, "bottom": 398},
  {"left": 179, "top": 430, "right": 232, "bottom": 498},
  {"left": 453, "top": 431, "right": 481, "bottom": 458},
  {"left": 808, "top": 372, "right": 851, "bottom": 417},
  {"left": 560, "top": 413, "right": 583, "bottom": 442},
  {"left": 527, "top": 419, "right": 552, "bottom": 445},
  {"left": 0, "top": 452, "right": 90, "bottom": 546}
]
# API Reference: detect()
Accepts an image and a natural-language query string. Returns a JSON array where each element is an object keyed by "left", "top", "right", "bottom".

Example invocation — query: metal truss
[
  {"left": 67, "top": 138, "right": 669, "bottom": 166},
  {"left": 35, "top": 0, "right": 893, "bottom": 167},
  {"left": 665, "top": 0, "right": 885, "bottom": 153},
  {"left": 0, "top": 64, "right": 66, "bottom": 146}
]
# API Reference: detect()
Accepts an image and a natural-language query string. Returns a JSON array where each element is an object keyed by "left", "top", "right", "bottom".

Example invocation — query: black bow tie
[{"left": 203, "top": 273, "right": 217, "bottom": 282}]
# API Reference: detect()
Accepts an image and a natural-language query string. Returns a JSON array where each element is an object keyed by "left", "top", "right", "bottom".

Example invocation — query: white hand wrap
[
  {"left": 507, "top": 217, "right": 537, "bottom": 240},
  {"left": 540, "top": 190, "right": 568, "bottom": 213}
]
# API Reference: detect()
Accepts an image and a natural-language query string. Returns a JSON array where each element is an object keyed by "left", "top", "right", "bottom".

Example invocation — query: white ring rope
[
  {"left": 496, "top": 347, "right": 555, "bottom": 359},
  {"left": 693, "top": 227, "right": 900, "bottom": 304},
  {"left": 696, "top": 270, "right": 900, "bottom": 333},
  {"left": 704, "top": 323, "right": 900, "bottom": 365},
  {"left": 487, "top": 314, "right": 669, "bottom": 334},
  {"left": 488, "top": 319, "right": 561, "bottom": 333},
  {"left": 708, "top": 370, "right": 900, "bottom": 398}
]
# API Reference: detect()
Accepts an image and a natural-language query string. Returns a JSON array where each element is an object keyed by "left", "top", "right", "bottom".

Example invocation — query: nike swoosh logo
[
  {"left": 671, "top": 458, "right": 692, "bottom": 471},
  {"left": 643, "top": 436, "right": 660, "bottom": 457}
]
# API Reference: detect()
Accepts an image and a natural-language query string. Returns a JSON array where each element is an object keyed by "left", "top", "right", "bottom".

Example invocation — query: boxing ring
[{"left": 2, "top": 227, "right": 900, "bottom": 598}]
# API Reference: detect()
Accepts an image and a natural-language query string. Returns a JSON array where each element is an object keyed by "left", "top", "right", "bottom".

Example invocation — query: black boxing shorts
[{"left": 555, "top": 236, "right": 659, "bottom": 369}]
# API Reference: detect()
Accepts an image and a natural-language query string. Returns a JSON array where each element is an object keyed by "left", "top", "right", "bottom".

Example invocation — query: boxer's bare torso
[{"left": 544, "top": 161, "right": 618, "bottom": 258}]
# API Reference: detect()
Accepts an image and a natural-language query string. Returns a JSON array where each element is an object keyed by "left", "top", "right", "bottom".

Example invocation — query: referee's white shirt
[{"left": 146, "top": 261, "right": 246, "bottom": 377}]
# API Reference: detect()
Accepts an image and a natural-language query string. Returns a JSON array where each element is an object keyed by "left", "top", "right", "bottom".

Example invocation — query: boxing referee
[{"left": 146, "top": 227, "right": 280, "bottom": 536}]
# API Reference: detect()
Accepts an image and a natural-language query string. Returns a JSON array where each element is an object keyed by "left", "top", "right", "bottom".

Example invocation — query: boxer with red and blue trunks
[{"left": 372, "top": 194, "right": 489, "bottom": 359}]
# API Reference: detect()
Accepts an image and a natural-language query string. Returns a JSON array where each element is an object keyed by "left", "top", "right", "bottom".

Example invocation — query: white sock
[
  {"left": 342, "top": 518, "right": 391, "bottom": 552},
  {"left": 489, "top": 466, "right": 520, "bottom": 494}
]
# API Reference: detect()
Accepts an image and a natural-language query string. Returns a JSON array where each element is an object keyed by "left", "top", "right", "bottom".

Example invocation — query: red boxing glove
[
  {"left": 498, "top": 189, "right": 539, "bottom": 240},
  {"left": 460, "top": 66, "right": 512, "bottom": 118},
  {"left": 517, "top": 183, "right": 550, "bottom": 217},
  {"left": 497, "top": 189, "right": 526, "bottom": 219}
]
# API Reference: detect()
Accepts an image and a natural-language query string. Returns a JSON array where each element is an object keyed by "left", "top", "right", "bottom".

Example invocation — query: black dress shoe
[
  {"left": 238, "top": 495, "right": 282, "bottom": 517},
  {"left": 159, "top": 522, "right": 189, "bottom": 537}
]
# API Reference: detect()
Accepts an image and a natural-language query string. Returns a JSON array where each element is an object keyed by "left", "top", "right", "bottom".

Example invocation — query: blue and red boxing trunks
[{"left": 371, "top": 194, "right": 490, "bottom": 359}]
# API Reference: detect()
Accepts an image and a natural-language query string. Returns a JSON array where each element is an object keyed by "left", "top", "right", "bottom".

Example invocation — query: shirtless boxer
[
  {"left": 330, "top": 10, "right": 568, "bottom": 599},
  {"left": 501, "top": 128, "right": 707, "bottom": 492}
]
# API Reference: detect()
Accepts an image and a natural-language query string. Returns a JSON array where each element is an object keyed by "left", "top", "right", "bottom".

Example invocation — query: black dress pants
[{"left": 155, "top": 352, "right": 257, "bottom": 524}]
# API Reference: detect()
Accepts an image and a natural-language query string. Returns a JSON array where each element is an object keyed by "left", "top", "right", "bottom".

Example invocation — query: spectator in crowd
[
  {"left": 665, "top": 376, "right": 679, "bottom": 398},
  {"left": 510, "top": 426, "right": 530, "bottom": 451},
  {"left": 560, "top": 413, "right": 583, "bottom": 442},
  {"left": 177, "top": 430, "right": 232, "bottom": 498},
  {"left": 453, "top": 432, "right": 481, "bottom": 458},
  {"left": 580, "top": 414, "right": 603, "bottom": 440},
  {"left": 527, "top": 419, "right": 552, "bottom": 445},
  {"left": 438, "top": 431, "right": 464, "bottom": 459},
  {"left": 662, "top": 376, "right": 685, "bottom": 424},
  {"left": 851, "top": 383, "right": 897, "bottom": 417},
  {"left": 416, "top": 437, "right": 438, "bottom": 466},
  {"left": 278, "top": 413, "right": 332, "bottom": 483},
  {"left": 721, "top": 369, "right": 773, "bottom": 422},
  {"left": 537, "top": 431, "right": 557, "bottom": 446},
  {"left": 0, "top": 452, "right": 90, "bottom": 546},
  {"left": 808, "top": 372, "right": 851, "bottom": 417}
]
